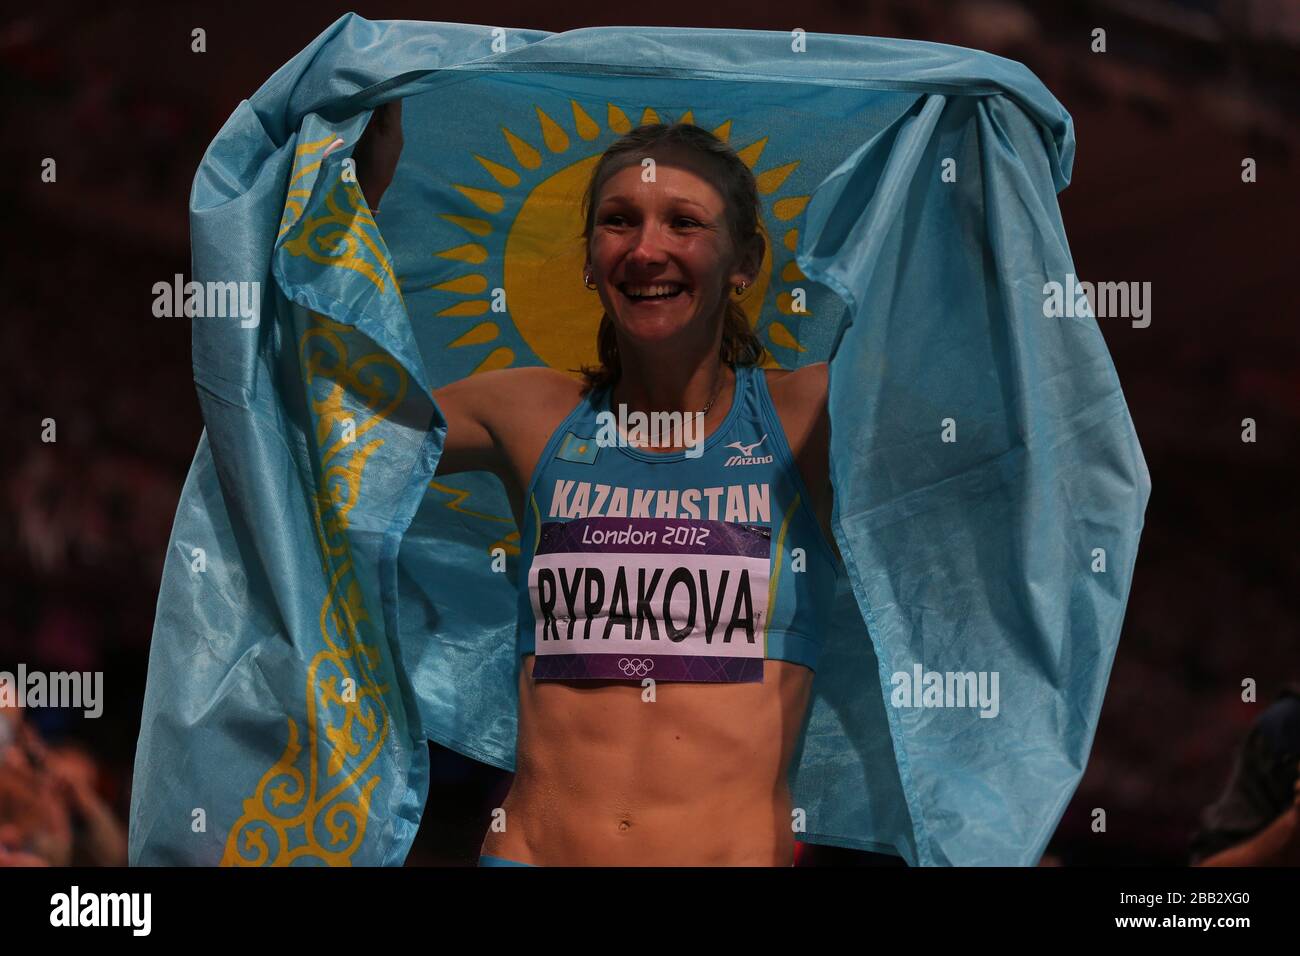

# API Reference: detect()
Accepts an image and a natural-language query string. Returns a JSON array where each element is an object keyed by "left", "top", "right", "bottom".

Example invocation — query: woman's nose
[{"left": 626, "top": 224, "right": 669, "bottom": 263}]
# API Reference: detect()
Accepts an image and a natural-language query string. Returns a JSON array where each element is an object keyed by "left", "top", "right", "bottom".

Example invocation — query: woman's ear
[{"left": 734, "top": 233, "right": 765, "bottom": 287}]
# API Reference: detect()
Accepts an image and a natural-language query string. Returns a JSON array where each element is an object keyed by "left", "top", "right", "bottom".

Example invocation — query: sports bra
[{"left": 515, "top": 362, "right": 841, "bottom": 683}]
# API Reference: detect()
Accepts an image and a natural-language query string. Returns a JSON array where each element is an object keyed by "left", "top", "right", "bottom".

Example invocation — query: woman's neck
[{"left": 610, "top": 359, "right": 735, "bottom": 419}]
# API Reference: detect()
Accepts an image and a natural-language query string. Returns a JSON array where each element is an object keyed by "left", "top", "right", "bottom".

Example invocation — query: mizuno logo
[
  {"left": 723, "top": 435, "right": 774, "bottom": 467},
  {"left": 726, "top": 436, "right": 767, "bottom": 457}
]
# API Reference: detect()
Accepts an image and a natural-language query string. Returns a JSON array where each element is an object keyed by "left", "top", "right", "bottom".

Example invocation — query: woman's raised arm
[
  {"left": 348, "top": 101, "right": 495, "bottom": 477},
  {"left": 431, "top": 374, "right": 506, "bottom": 477},
  {"left": 352, "top": 100, "right": 403, "bottom": 211}
]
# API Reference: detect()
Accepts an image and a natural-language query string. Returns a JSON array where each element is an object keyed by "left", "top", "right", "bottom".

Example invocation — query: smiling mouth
[{"left": 618, "top": 282, "right": 688, "bottom": 303}]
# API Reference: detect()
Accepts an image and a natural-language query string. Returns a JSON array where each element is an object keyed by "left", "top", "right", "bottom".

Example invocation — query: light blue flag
[{"left": 130, "top": 14, "right": 1150, "bottom": 866}]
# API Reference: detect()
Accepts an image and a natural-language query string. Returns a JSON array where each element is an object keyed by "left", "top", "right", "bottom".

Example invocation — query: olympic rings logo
[{"left": 617, "top": 658, "right": 654, "bottom": 677}]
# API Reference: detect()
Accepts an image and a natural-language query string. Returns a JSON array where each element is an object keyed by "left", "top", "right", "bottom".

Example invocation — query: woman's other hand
[{"left": 353, "top": 99, "right": 403, "bottom": 211}]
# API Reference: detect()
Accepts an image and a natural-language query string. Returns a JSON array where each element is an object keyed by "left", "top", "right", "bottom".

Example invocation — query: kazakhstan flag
[{"left": 129, "top": 14, "right": 1150, "bottom": 866}]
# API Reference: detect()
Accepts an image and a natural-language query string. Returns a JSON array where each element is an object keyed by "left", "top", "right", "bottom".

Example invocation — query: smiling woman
[
  {"left": 378, "top": 118, "right": 843, "bottom": 866},
  {"left": 577, "top": 124, "right": 769, "bottom": 401},
  {"left": 129, "top": 18, "right": 1148, "bottom": 870}
]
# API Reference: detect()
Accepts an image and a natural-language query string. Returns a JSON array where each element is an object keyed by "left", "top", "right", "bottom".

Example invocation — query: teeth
[{"left": 624, "top": 283, "right": 683, "bottom": 298}]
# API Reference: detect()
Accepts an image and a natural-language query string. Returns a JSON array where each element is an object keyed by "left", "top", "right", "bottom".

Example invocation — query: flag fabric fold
[{"left": 130, "top": 14, "right": 1150, "bottom": 867}]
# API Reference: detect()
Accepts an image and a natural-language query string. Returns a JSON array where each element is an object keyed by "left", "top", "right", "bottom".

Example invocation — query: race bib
[{"left": 529, "top": 515, "right": 771, "bottom": 682}]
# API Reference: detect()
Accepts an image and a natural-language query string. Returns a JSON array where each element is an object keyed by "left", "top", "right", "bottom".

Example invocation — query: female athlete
[{"left": 355, "top": 101, "right": 840, "bottom": 866}]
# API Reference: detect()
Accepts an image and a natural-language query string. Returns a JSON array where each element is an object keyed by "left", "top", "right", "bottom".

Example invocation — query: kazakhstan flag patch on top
[{"left": 556, "top": 431, "right": 599, "bottom": 464}]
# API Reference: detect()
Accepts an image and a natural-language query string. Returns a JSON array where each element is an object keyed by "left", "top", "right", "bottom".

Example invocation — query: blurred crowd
[
  {"left": 0, "top": 702, "right": 127, "bottom": 866},
  {"left": 1, "top": 0, "right": 1297, "bottom": 866}
]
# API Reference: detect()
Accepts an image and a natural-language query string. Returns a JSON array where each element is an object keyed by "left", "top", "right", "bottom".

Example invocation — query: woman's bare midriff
[
  {"left": 479, "top": 655, "right": 814, "bottom": 866},
  {"left": 476, "top": 365, "right": 824, "bottom": 866}
]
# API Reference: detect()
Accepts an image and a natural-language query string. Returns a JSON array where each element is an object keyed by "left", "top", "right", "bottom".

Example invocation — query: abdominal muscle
[{"left": 479, "top": 656, "right": 815, "bottom": 866}]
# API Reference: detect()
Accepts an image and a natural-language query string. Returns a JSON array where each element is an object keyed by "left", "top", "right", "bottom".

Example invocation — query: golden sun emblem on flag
[{"left": 428, "top": 103, "right": 817, "bottom": 376}]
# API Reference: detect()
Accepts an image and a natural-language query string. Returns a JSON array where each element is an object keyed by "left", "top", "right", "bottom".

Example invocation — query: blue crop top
[{"left": 515, "top": 363, "right": 841, "bottom": 683}]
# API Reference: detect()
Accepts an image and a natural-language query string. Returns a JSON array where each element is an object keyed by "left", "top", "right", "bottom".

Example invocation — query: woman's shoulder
[
  {"left": 456, "top": 364, "right": 586, "bottom": 400},
  {"left": 460, "top": 365, "right": 588, "bottom": 434},
  {"left": 761, "top": 361, "right": 828, "bottom": 406}
]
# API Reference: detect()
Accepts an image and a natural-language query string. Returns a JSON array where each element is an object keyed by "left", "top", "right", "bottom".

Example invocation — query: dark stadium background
[{"left": 2, "top": 0, "right": 1296, "bottom": 866}]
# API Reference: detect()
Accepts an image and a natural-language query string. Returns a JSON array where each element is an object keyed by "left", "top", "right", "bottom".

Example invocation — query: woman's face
[{"left": 587, "top": 148, "right": 756, "bottom": 352}]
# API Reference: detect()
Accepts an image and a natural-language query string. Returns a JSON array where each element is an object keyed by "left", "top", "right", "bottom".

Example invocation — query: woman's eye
[{"left": 600, "top": 215, "right": 700, "bottom": 228}]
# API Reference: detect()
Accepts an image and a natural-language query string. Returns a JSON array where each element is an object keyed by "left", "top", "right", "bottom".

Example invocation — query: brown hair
[{"left": 573, "top": 122, "right": 769, "bottom": 395}]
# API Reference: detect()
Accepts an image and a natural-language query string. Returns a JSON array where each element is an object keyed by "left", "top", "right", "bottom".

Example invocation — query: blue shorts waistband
[{"left": 478, "top": 852, "right": 536, "bottom": 867}]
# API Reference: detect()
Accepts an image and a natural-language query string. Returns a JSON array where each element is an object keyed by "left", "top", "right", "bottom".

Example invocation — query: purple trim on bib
[
  {"left": 532, "top": 653, "right": 763, "bottom": 683},
  {"left": 536, "top": 517, "right": 770, "bottom": 558}
]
